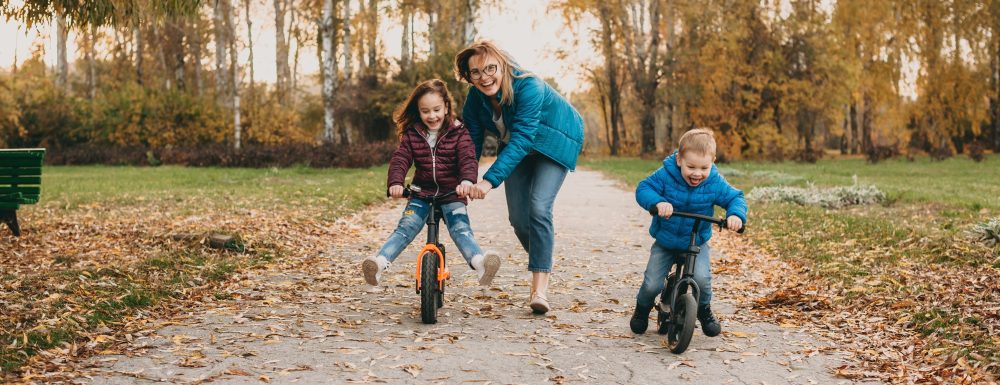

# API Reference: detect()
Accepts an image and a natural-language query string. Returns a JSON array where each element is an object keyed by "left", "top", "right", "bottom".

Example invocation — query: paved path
[{"left": 82, "top": 166, "right": 868, "bottom": 384}]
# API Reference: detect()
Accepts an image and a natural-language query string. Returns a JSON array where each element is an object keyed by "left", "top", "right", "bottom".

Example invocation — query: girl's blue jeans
[
  {"left": 636, "top": 241, "right": 714, "bottom": 308},
  {"left": 503, "top": 154, "right": 568, "bottom": 273},
  {"left": 376, "top": 198, "right": 483, "bottom": 267}
]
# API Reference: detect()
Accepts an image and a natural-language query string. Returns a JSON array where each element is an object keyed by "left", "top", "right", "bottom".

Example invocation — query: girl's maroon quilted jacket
[{"left": 387, "top": 119, "right": 478, "bottom": 204}]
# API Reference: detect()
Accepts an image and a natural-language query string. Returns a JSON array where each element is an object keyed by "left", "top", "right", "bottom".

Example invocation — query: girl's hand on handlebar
[
  {"left": 388, "top": 185, "right": 405, "bottom": 198},
  {"left": 726, "top": 215, "right": 743, "bottom": 232},
  {"left": 655, "top": 202, "right": 673, "bottom": 218}
]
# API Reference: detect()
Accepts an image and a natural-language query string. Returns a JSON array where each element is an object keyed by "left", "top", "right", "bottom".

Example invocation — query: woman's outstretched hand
[{"left": 469, "top": 180, "right": 493, "bottom": 200}]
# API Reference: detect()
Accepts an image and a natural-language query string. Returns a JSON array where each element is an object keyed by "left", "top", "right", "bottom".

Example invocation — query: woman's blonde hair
[
  {"left": 678, "top": 128, "right": 717, "bottom": 158},
  {"left": 392, "top": 79, "right": 456, "bottom": 137},
  {"left": 454, "top": 40, "right": 532, "bottom": 106}
]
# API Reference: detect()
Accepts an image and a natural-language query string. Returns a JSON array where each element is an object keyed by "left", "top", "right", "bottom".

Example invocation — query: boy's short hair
[{"left": 678, "top": 128, "right": 717, "bottom": 158}]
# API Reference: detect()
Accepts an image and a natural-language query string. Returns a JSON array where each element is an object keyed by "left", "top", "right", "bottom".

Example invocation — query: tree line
[
  {"left": 562, "top": 0, "right": 1000, "bottom": 161},
  {"left": 1, "top": 0, "right": 997, "bottom": 163}
]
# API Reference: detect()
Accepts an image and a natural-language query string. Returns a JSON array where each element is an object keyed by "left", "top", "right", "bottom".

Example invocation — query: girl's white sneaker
[{"left": 361, "top": 256, "right": 390, "bottom": 286}]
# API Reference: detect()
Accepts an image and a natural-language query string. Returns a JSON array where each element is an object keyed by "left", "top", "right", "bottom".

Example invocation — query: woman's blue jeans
[
  {"left": 503, "top": 154, "right": 568, "bottom": 273},
  {"left": 375, "top": 198, "right": 483, "bottom": 267},
  {"left": 636, "top": 241, "right": 713, "bottom": 308}
]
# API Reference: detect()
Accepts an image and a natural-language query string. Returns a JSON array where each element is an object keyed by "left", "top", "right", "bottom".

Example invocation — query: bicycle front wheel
[
  {"left": 667, "top": 293, "right": 697, "bottom": 354},
  {"left": 420, "top": 251, "right": 440, "bottom": 324}
]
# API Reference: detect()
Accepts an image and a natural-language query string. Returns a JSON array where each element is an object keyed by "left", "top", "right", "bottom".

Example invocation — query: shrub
[
  {"left": 967, "top": 218, "right": 1000, "bottom": 248},
  {"left": 46, "top": 141, "right": 397, "bottom": 168},
  {"left": 747, "top": 177, "right": 886, "bottom": 208}
]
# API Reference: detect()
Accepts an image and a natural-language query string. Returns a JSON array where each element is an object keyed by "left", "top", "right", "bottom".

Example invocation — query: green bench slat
[
  {"left": 0, "top": 176, "right": 42, "bottom": 185},
  {"left": 0, "top": 159, "right": 44, "bottom": 167},
  {"left": 0, "top": 201, "right": 19, "bottom": 209},
  {"left": 0, "top": 167, "right": 42, "bottom": 176},
  {"left": 0, "top": 148, "right": 45, "bottom": 157},
  {"left": 0, "top": 186, "right": 40, "bottom": 195}
]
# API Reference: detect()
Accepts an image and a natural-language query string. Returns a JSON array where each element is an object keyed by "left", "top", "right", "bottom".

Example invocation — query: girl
[{"left": 361, "top": 79, "right": 501, "bottom": 287}]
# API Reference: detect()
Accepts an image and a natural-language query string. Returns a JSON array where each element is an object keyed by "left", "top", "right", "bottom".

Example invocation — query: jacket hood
[{"left": 663, "top": 151, "right": 719, "bottom": 187}]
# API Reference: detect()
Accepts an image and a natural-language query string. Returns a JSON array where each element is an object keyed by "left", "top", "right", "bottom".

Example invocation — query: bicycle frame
[
  {"left": 414, "top": 203, "right": 449, "bottom": 293},
  {"left": 398, "top": 186, "right": 455, "bottom": 294}
]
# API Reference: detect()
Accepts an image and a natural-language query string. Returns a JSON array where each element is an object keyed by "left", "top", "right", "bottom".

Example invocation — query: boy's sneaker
[
  {"left": 629, "top": 303, "right": 653, "bottom": 334},
  {"left": 697, "top": 304, "right": 722, "bottom": 337},
  {"left": 361, "top": 256, "right": 390, "bottom": 286},
  {"left": 473, "top": 252, "right": 501, "bottom": 286}
]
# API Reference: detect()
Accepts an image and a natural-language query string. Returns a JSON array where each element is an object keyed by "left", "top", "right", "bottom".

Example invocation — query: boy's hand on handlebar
[
  {"left": 388, "top": 185, "right": 405, "bottom": 198},
  {"left": 655, "top": 202, "right": 673, "bottom": 218},
  {"left": 726, "top": 215, "right": 743, "bottom": 232}
]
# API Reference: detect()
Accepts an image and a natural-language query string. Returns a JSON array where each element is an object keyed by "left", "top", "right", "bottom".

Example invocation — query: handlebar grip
[{"left": 648, "top": 207, "right": 658, "bottom": 216}]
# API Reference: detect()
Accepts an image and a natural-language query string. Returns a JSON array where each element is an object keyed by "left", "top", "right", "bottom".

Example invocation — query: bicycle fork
[{"left": 415, "top": 205, "right": 450, "bottom": 293}]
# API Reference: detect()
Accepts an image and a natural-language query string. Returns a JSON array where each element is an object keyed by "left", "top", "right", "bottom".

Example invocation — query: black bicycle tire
[
  {"left": 420, "top": 252, "right": 439, "bottom": 324},
  {"left": 668, "top": 293, "right": 697, "bottom": 354}
]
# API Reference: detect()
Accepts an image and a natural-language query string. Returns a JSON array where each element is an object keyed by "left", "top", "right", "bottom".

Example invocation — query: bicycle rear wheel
[
  {"left": 667, "top": 293, "right": 697, "bottom": 354},
  {"left": 420, "top": 251, "right": 440, "bottom": 324}
]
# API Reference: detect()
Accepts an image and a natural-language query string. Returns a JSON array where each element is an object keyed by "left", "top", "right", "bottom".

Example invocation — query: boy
[{"left": 631, "top": 128, "right": 747, "bottom": 336}]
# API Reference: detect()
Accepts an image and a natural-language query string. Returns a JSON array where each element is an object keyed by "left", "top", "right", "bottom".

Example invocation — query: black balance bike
[{"left": 647, "top": 208, "right": 744, "bottom": 353}]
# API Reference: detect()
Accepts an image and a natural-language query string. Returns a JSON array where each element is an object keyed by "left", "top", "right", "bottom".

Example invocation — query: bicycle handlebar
[
  {"left": 648, "top": 207, "right": 745, "bottom": 234},
  {"left": 387, "top": 185, "right": 458, "bottom": 200}
]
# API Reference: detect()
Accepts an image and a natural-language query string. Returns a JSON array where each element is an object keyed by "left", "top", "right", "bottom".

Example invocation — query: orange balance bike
[{"left": 397, "top": 185, "right": 455, "bottom": 324}]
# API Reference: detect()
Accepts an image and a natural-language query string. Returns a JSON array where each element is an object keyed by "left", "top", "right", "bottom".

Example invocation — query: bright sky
[{"left": 0, "top": 1, "right": 599, "bottom": 94}]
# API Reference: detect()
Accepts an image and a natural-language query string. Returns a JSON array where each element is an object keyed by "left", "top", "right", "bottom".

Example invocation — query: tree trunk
[
  {"left": 245, "top": 0, "right": 255, "bottom": 108},
  {"left": 190, "top": 16, "right": 204, "bottom": 97},
  {"left": 599, "top": 2, "right": 621, "bottom": 156},
  {"left": 55, "top": 9, "right": 68, "bottom": 92},
  {"left": 86, "top": 25, "right": 97, "bottom": 99},
  {"left": 214, "top": 0, "right": 229, "bottom": 104},
  {"left": 167, "top": 18, "right": 187, "bottom": 91},
  {"left": 321, "top": 0, "right": 340, "bottom": 144},
  {"left": 152, "top": 22, "right": 170, "bottom": 89},
  {"left": 849, "top": 100, "right": 860, "bottom": 154},
  {"left": 291, "top": 4, "right": 301, "bottom": 97},
  {"left": 862, "top": 92, "right": 874, "bottom": 156},
  {"left": 841, "top": 104, "right": 850, "bottom": 155},
  {"left": 135, "top": 25, "right": 144, "bottom": 86},
  {"left": 342, "top": 0, "right": 352, "bottom": 82},
  {"left": 367, "top": 0, "right": 378, "bottom": 76},
  {"left": 274, "top": 0, "right": 292, "bottom": 102},
  {"left": 463, "top": 0, "right": 477, "bottom": 45},
  {"left": 992, "top": 39, "right": 1000, "bottom": 152},
  {"left": 229, "top": 2, "right": 242, "bottom": 150},
  {"left": 427, "top": 4, "right": 437, "bottom": 56},
  {"left": 400, "top": 6, "right": 411, "bottom": 68}
]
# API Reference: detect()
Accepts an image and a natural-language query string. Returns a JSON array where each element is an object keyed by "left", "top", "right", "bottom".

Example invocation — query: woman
[{"left": 454, "top": 41, "right": 584, "bottom": 314}]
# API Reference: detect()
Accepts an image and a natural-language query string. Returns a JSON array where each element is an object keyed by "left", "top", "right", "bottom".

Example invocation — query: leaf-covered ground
[
  {"left": 76, "top": 167, "right": 856, "bottom": 384},
  {"left": 1, "top": 165, "right": 386, "bottom": 382}
]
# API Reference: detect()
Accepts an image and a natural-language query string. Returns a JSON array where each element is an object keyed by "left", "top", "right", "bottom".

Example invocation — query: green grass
[
  {"left": 582, "top": 155, "right": 1000, "bottom": 209},
  {"left": 39, "top": 165, "right": 389, "bottom": 218}
]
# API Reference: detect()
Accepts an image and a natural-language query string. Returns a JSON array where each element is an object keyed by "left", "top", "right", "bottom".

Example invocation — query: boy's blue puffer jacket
[
  {"left": 462, "top": 69, "right": 584, "bottom": 187},
  {"left": 635, "top": 152, "right": 748, "bottom": 250}
]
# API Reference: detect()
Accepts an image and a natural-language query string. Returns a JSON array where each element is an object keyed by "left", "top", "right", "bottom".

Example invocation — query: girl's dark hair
[{"left": 393, "top": 79, "right": 456, "bottom": 137}]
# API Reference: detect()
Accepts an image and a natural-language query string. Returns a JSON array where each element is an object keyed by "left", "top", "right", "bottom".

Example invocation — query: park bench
[{"left": 0, "top": 148, "right": 46, "bottom": 236}]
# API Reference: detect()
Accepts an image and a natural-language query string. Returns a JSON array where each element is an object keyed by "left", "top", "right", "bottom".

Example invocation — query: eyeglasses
[{"left": 468, "top": 64, "right": 498, "bottom": 81}]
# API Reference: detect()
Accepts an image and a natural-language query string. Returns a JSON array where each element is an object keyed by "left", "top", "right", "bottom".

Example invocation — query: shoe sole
[
  {"left": 530, "top": 297, "right": 550, "bottom": 314},
  {"left": 478, "top": 254, "right": 501, "bottom": 286},
  {"left": 362, "top": 259, "right": 379, "bottom": 286}
]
